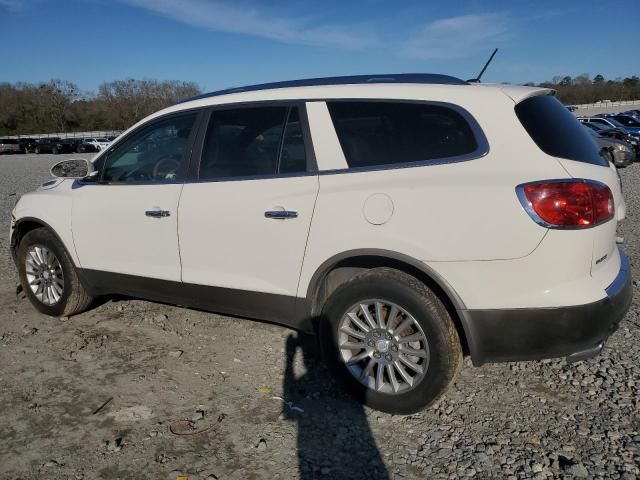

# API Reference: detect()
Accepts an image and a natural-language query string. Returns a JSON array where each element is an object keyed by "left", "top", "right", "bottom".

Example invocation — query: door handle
[
  {"left": 145, "top": 208, "right": 171, "bottom": 218},
  {"left": 265, "top": 210, "right": 298, "bottom": 219}
]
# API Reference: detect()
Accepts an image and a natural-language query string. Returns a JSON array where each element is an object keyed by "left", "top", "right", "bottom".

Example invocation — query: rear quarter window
[
  {"left": 327, "top": 101, "right": 482, "bottom": 169},
  {"left": 516, "top": 95, "right": 608, "bottom": 167}
]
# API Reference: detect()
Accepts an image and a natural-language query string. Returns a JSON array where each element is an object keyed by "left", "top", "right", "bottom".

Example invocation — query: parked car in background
[
  {"left": 18, "top": 138, "right": 37, "bottom": 154},
  {"left": 81, "top": 138, "right": 111, "bottom": 151},
  {"left": 62, "top": 138, "right": 84, "bottom": 153},
  {"left": 0, "top": 139, "right": 21, "bottom": 154},
  {"left": 33, "top": 138, "right": 76, "bottom": 154},
  {"left": 76, "top": 139, "right": 99, "bottom": 153},
  {"left": 612, "top": 114, "right": 640, "bottom": 132},
  {"left": 578, "top": 116, "right": 640, "bottom": 139},
  {"left": 583, "top": 126, "right": 634, "bottom": 167},
  {"left": 582, "top": 122, "right": 640, "bottom": 159},
  {"left": 33, "top": 138, "right": 59, "bottom": 154},
  {"left": 10, "top": 74, "right": 631, "bottom": 414}
]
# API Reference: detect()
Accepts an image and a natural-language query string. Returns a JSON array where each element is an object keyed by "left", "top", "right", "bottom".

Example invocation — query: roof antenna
[{"left": 467, "top": 48, "right": 498, "bottom": 83}]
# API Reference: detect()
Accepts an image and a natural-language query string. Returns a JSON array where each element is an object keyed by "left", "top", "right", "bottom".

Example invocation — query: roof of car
[{"left": 177, "top": 73, "right": 468, "bottom": 104}]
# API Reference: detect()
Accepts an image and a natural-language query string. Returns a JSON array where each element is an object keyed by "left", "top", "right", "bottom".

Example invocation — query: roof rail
[{"left": 177, "top": 73, "right": 468, "bottom": 104}]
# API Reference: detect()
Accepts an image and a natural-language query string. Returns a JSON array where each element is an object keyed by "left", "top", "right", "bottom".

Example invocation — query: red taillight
[{"left": 518, "top": 180, "right": 614, "bottom": 228}]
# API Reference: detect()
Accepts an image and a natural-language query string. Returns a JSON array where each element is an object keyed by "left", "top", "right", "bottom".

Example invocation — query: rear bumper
[{"left": 461, "top": 247, "right": 632, "bottom": 366}]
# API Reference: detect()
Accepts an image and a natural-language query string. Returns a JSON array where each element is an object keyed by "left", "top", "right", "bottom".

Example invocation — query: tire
[
  {"left": 34, "top": 146, "right": 40, "bottom": 154},
  {"left": 52, "top": 147, "right": 58, "bottom": 154},
  {"left": 319, "top": 268, "right": 462, "bottom": 414},
  {"left": 16, "top": 228, "right": 93, "bottom": 317}
]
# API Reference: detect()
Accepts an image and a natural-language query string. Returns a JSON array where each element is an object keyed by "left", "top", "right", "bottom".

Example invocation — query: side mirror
[{"left": 50, "top": 159, "right": 97, "bottom": 179}]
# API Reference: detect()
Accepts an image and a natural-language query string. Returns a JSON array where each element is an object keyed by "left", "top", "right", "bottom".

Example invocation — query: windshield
[
  {"left": 616, "top": 116, "right": 640, "bottom": 127},
  {"left": 584, "top": 122, "right": 606, "bottom": 131}
]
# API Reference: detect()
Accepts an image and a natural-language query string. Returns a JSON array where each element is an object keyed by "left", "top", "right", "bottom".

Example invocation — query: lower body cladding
[
  {"left": 459, "top": 248, "right": 632, "bottom": 366},
  {"left": 77, "top": 249, "right": 631, "bottom": 368}
]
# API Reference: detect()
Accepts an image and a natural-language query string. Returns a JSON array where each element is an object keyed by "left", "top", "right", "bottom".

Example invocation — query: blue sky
[{"left": 1, "top": 0, "right": 638, "bottom": 93}]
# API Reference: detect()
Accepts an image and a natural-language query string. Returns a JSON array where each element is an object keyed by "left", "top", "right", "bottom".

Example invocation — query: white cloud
[
  {"left": 124, "top": 0, "right": 377, "bottom": 49},
  {"left": 401, "top": 14, "right": 510, "bottom": 60},
  {"left": 0, "top": 0, "right": 26, "bottom": 10}
]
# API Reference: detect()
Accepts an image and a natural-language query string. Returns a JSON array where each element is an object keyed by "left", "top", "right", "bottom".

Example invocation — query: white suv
[{"left": 10, "top": 74, "right": 632, "bottom": 414}]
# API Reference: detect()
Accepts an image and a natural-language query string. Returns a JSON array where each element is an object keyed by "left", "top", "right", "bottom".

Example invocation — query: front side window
[
  {"left": 199, "top": 106, "right": 307, "bottom": 180},
  {"left": 327, "top": 101, "right": 479, "bottom": 168},
  {"left": 101, "top": 114, "right": 196, "bottom": 183}
]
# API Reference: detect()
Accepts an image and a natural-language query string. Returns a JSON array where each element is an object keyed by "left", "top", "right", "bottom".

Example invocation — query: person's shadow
[{"left": 283, "top": 333, "right": 390, "bottom": 479}]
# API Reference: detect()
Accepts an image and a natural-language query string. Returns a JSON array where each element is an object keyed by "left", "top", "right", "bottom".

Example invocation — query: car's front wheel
[
  {"left": 17, "top": 228, "right": 93, "bottom": 317},
  {"left": 319, "top": 268, "right": 462, "bottom": 414}
]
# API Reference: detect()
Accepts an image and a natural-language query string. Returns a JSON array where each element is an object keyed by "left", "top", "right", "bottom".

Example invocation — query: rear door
[{"left": 178, "top": 104, "right": 318, "bottom": 314}]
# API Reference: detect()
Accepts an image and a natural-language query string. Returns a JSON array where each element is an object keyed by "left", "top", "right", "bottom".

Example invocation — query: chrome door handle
[
  {"left": 265, "top": 210, "right": 298, "bottom": 219},
  {"left": 145, "top": 209, "right": 170, "bottom": 218}
]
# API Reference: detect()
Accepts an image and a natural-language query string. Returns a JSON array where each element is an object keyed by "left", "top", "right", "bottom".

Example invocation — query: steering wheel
[{"left": 152, "top": 156, "right": 181, "bottom": 179}]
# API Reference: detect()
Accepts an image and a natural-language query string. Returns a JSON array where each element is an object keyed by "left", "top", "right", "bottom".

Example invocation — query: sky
[{"left": 1, "top": 0, "right": 639, "bottom": 94}]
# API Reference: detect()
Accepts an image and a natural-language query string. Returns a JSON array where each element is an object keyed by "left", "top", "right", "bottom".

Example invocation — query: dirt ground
[{"left": 0, "top": 154, "right": 638, "bottom": 480}]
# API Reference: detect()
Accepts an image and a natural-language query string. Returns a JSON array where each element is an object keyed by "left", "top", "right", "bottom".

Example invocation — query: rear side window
[
  {"left": 516, "top": 95, "right": 607, "bottom": 167},
  {"left": 327, "top": 101, "right": 479, "bottom": 168}
]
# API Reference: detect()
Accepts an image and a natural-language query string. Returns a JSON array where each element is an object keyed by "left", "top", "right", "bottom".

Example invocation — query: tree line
[
  {"left": 1, "top": 74, "right": 639, "bottom": 137},
  {"left": 527, "top": 74, "right": 640, "bottom": 105},
  {"left": 0, "top": 79, "right": 201, "bottom": 137}
]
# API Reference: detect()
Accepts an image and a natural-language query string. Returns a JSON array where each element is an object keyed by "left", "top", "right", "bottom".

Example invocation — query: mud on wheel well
[
  {"left": 309, "top": 256, "right": 470, "bottom": 356},
  {"left": 10, "top": 220, "right": 46, "bottom": 252}
]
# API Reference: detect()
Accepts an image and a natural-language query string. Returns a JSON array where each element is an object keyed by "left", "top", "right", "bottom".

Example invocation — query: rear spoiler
[{"left": 500, "top": 85, "right": 556, "bottom": 104}]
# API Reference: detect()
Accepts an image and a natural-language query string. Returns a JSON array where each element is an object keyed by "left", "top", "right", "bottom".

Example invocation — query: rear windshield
[{"left": 515, "top": 95, "right": 608, "bottom": 167}]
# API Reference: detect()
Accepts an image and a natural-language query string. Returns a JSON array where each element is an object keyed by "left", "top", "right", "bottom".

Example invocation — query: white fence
[
  {"left": 570, "top": 100, "right": 640, "bottom": 117},
  {"left": 4, "top": 130, "right": 121, "bottom": 140}
]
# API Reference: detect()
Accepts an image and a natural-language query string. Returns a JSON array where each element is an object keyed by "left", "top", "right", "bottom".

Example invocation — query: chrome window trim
[{"left": 76, "top": 97, "right": 489, "bottom": 186}]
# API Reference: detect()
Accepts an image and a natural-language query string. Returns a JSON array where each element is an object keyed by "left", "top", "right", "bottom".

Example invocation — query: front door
[{"left": 72, "top": 112, "right": 199, "bottom": 281}]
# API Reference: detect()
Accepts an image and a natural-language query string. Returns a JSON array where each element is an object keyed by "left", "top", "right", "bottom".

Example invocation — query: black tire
[
  {"left": 16, "top": 228, "right": 93, "bottom": 317},
  {"left": 319, "top": 268, "right": 462, "bottom": 414},
  {"left": 52, "top": 146, "right": 58, "bottom": 154},
  {"left": 34, "top": 146, "right": 40, "bottom": 154}
]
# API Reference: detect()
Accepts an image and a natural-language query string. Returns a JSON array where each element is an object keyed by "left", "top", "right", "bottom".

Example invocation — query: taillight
[{"left": 517, "top": 180, "right": 614, "bottom": 228}]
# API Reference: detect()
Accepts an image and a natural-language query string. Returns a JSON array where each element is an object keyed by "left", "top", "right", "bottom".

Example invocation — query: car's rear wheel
[
  {"left": 319, "top": 268, "right": 462, "bottom": 414},
  {"left": 17, "top": 228, "right": 93, "bottom": 317}
]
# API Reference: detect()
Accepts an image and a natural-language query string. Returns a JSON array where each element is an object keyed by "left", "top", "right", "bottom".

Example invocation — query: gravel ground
[{"left": 0, "top": 153, "right": 638, "bottom": 480}]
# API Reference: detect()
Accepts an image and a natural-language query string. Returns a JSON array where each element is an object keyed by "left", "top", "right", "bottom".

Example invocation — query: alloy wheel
[
  {"left": 338, "top": 300, "right": 430, "bottom": 394},
  {"left": 25, "top": 245, "right": 64, "bottom": 305}
]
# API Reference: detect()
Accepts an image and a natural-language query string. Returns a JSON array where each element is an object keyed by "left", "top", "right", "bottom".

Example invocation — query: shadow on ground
[{"left": 283, "top": 333, "right": 389, "bottom": 479}]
